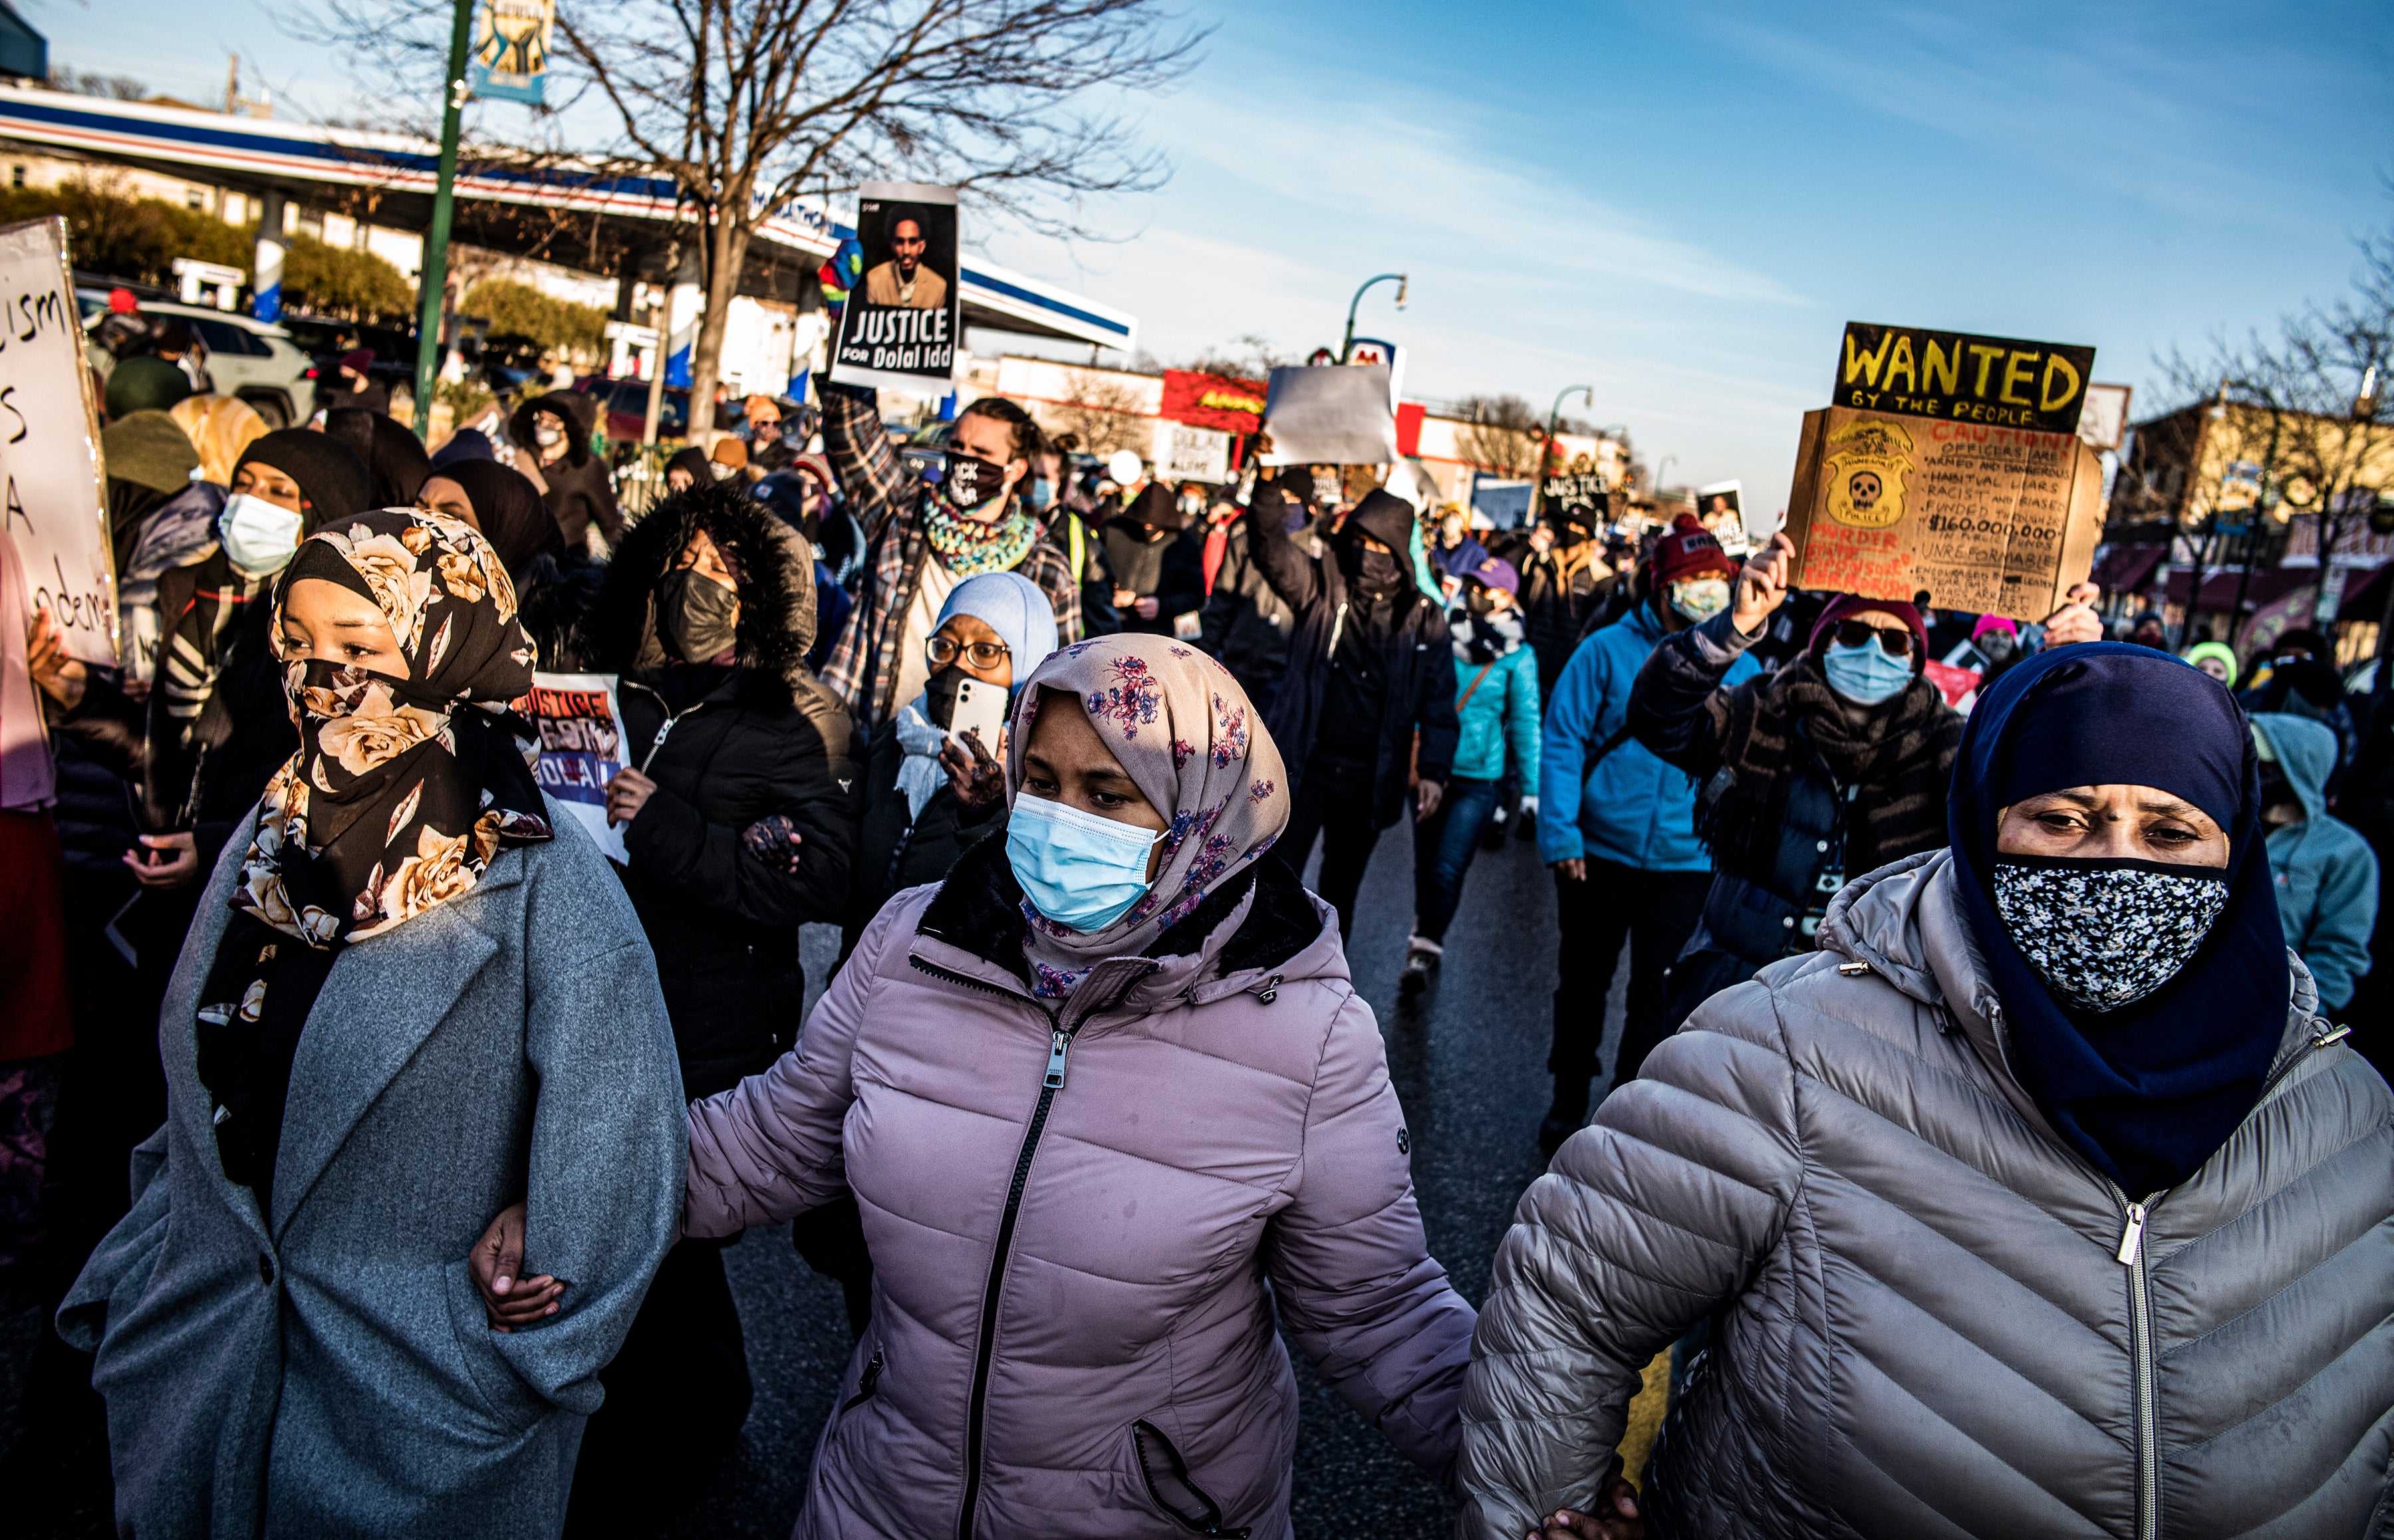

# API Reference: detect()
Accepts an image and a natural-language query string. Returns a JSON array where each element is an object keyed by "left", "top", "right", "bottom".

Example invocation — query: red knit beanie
[{"left": 1650, "top": 513, "right": 1738, "bottom": 587}]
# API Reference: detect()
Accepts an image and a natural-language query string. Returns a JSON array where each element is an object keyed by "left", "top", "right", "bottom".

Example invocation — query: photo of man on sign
[{"left": 861, "top": 209, "right": 948, "bottom": 310}]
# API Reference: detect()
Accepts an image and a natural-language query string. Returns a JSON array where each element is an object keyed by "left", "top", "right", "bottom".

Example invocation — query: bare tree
[
  {"left": 1452, "top": 392, "right": 1545, "bottom": 478},
  {"left": 1176, "top": 333, "right": 1283, "bottom": 382},
  {"left": 49, "top": 66, "right": 152, "bottom": 100},
  {"left": 1040, "top": 366, "right": 1148, "bottom": 456},
  {"left": 309, "top": 0, "right": 1202, "bottom": 438}
]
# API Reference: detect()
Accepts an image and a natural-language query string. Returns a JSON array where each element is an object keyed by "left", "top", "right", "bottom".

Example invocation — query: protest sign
[
  {"left": 469, "top": 0, "right": 555, "bottom": 105},
  {"left": 1158, "top": 368, "right": 1267, "bottom": 436},
  {"left": 1831, "top": 321, "right": 2097, "bottom": 434},
  {"left": 0, "top": 218, "right": 112, "bottom": 666},
  {"left": 529, "top": 672, "right": 630, "bottom": 863},
  {"left": 2076, "top": 383, "right": 2133, "bottom": 452},
  {"left": 1539, "top": 466, "right": 1610, "bottom": 521},
  {"left": 1260, "top": 364, "right": 1397, "bottom": 465},
  {"left": 1784, "top": 406, "right": 2105, "bottom": 622},
  {"left": 1344, "top": 338, "right": 1406, "bottom": 410},
  {"left": 829, "top": 183, "right": 960, "bottom": 394},
  {"left": 1158, "top": 422, "right": 1231, "bottom": 483}
]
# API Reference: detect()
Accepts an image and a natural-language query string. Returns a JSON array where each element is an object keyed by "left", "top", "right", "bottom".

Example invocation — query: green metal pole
[
  {"left": 411, "top": 0, "right": 475, "bottom": 442},
  {"left": 1339, "top": 273, "right": 1407, "bottom": 363}
]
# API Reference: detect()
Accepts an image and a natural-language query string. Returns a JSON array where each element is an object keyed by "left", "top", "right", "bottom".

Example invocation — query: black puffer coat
[
  {"left": 588, "top": 481, "right": 863, "bottom": 1098},
  {"left": 840, "top": 716, "right": 1009, "bottom": 958},
  {"left": 511, "top": 392, "right": 622, "bottom": 551},
  {"left": 1198, "top": 517, "right": 1304, "bottom": 698},
  {"left": 1248, "top": 485, "right": 1457, "bottom": 830}
]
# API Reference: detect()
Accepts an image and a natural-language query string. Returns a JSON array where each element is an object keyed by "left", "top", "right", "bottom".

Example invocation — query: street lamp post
[
  {"left": 1531, "top": 385, "right": 1594, "bottom": 518},
  {"left": 409, "top": 0, "right": 475, "bottom": 443},
  {"left": 1339, "top": 273, "right": 1408, "bottom": 362},
  {"left": 1655, "top": 453, "right": 1677, "bottom": 502}
]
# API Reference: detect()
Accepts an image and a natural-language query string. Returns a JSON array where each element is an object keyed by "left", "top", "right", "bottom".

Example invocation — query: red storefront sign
[{"left": 1160, "top": 369, "right": 1267, "bottom": 436}]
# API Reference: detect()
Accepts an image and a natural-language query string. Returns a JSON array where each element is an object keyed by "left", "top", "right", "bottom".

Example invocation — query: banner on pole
[
  {"left": 470, "top": 0, "right": 556, "bottom": 106},
  {"left": 0, "top": 217, "right": 114, "bottom": 666},
  {"left": 529, "top": 672, "right": 631, "bottom": 864},
  {"left": 829, "top": 183, "right": 962, "bottom": 395}
]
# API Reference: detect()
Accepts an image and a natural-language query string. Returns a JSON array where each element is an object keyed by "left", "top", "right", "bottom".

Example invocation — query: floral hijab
[
  {"left": 1006, "top": 634, "right": 1290, "bottom": 995},
  {"left": 230, "top": 508, "right": 551, "bottom": 948}
]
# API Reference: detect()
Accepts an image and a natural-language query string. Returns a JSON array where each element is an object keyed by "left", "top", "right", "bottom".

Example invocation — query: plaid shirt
[{"left": 817, "top": 384, "right": 1082, "bottom": 729}]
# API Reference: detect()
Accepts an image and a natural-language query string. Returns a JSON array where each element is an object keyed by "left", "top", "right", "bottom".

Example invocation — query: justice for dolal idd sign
[
  {"left": 829, "top": 183, "right": 962, "bottom": 394},
  {"left": 1786, "top": 322, "right": 2104, "bottom": 622},
  {"left": 0, "top": 217, "right": 114, "bottom": 666}
]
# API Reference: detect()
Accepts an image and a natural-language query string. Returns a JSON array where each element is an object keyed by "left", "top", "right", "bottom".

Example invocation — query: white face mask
[
  {"left": 1668, "top": 577, "right": 1730, "bottom": 622},
  {"left": 533, "top": 423, "right": 564, "bottom": 448},
  {"left": 217, "top": 492, "right": 304, "bottom": 577}
]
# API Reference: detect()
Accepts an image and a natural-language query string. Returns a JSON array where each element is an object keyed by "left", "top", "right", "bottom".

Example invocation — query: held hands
[
  {"left": 2042, "top": 582, "right": 2103, "bottom": 648},
  {"left": 941, "top": 729, "right": 1006, "bottom": 811},
  {"left": 605, "top": 767, "right": 657, "bottom": 827},
  {"left": 1414, "top": 779, "right": 1443, "bottom": 823},
  {"left": 1730, "top": 533, "right": 1794, "bottom": 638},
  {"left": 1530, "top": 1476, "right": 1645, "bottom": 1540},
  {"left": 468, "top": 1202, "right": 563, "bottom": 1332},
  {"left": 124, "top": 831, "right": 199, "bottom": 889}
]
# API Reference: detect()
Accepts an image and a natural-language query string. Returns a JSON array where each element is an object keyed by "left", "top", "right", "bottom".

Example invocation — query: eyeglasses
[
  {"left": 1832, "top": 620, "right": 1914, "bottom": 657},
  {"left": 927, "top": 636, "right": 1011, "bottom": 670}
]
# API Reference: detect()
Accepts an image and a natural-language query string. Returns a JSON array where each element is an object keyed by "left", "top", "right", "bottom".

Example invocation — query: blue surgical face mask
[
  {"left": 219, "top": 491, "right": 305, "bottom": 577},
  {"left": 1822, "top": 638, "right": 1913, "bottom": 706},
  {"left": 1027, "top": 476, "right": 1055, "bottom": 511},
  {"left": 1006, "top": 793, "right": 1160, "bottom": 933}
]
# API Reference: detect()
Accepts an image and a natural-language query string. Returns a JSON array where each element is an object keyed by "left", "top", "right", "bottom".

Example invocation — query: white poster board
[
  {"left": 1260, "top": 364, "right": 1398, "bottom": 465},
  {"left": 2077, "top": 382, "right": 2133, "bottom": 452},
  {"left": 1157, "top": 422, "right": 1231, "bottom": 483},
  {"left": 529, "top": 671, "right": 631, "bottom": 863},
  {"left": 828, "top": 182, "right": 962, "bottom": 394},
  {"left": 1, "top": 217, "right": 114, "bottom": 665}
]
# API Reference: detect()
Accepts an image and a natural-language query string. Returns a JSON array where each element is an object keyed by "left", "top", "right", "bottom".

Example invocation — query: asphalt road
[{"left": 668, "top": 814, "right": 1633, "bottom": 1540}]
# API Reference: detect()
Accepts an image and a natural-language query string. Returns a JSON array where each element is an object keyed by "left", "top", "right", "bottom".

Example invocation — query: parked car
[
  {"left": 77, "top": 293, "right": 315, "bottom": 429},
  {"left": 572, "top": 374, "right": 692, "bottom": 444}
]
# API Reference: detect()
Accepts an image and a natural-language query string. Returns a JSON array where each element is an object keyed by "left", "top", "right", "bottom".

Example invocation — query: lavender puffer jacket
[{"left": 683, "top": 846, "right": 1476, "bottom": 1539}]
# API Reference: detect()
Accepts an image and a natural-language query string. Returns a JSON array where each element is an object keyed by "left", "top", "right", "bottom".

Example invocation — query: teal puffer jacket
[{"left": 1450, "top": 641, "right": 1539, "bottom": 784}]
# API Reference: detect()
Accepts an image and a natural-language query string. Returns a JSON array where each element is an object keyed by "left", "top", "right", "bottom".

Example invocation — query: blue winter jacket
[
  {"left": 2254, "top": 711, "right": 2381, "bottom": 1013},
  {"left": 1539, "top": 602, "right": 1759, "bottom": 870},
  {"left": 1452, "top": 638, "right": 1541, "bottom": 784}
]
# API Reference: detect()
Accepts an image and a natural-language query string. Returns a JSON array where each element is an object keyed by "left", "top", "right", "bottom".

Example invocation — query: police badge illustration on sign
[{"left": 1822, "top": 418, "right": 1912, "bottom": 529}]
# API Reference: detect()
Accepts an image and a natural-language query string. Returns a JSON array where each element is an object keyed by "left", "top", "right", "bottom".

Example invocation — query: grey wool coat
[
  {"left": 1459, "top": 848, "right": 2394, "bottom": 1540},
  {"left": 59, "top": 796, "right": 687, "bottom": 1539}
]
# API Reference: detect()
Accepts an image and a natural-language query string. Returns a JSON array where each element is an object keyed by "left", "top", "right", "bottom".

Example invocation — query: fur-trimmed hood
[{"left": 589, "top": 479, "right": 819, "bottom": 705}]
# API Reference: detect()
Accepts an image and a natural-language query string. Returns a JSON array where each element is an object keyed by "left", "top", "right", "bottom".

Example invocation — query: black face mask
[
  {"left": 943, "top": 453, "right": 1005, "bottom": 511},
  {"left": 656, "top": 568, "right": 739, "bottom": 662},
  {"left": 2258, "top": 759, "right": 2302, "bottom": 817},
  {"left": 1338, "top": 539, "right": 1405, "bottom": 597},
  {"left": 922, "top": 664, "right": 964, "bottom": 730},
  {"left": 1464, "top": 585, "right": 1501, "bottom": 615}
]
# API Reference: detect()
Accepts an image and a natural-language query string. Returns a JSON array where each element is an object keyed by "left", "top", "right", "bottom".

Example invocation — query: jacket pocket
[
  {"left": 1131, "top": 1420, "right": 1252, "bottom": 1539},
  {"left": 440, "top": 1258, "right": 550, "bottom": 1436}
]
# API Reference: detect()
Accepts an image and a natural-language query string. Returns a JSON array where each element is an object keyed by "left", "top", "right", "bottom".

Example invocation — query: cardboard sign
[
  {"left": 1784, "top": 406, "right": 2105, "bottom": 622},
  {"left": 1832, "top": 322, "right": 2097, "bottom": 434},
  {"left": 1260, "top": 364, "right": 1397, "bottom": 465},
  {"left": 829, "top": 183, "right": 960, "bottom": 394},
  {"left": 528, "top": 672, "right": 630, "bottom": 863},
  {"left": 0, "top": 218, "right": 113, "bottom": 666},
  {"left": 1159, "top": 368, "right": 1267, "bottom": 436},
  {"left": 1158, "top": 422, "right": 1231, "bottom": 484}
]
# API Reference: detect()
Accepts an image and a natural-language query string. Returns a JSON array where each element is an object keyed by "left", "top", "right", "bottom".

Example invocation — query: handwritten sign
[
  {"left": 1784, "top": 406, "right": 2105, "bottom": 621},
  {"left": 1832, "top": 322, "right": 2096, "bottom": 435},
  {"left": 0, "top": 217, "right": 113, "bottom": 665},
  {"left": 529, "top": 672, "right": 630, "bottom": 862}
]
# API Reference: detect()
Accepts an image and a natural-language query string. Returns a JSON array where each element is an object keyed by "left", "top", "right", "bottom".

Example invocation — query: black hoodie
[
  {"left": 509, "top": 390, "right": 622, "bottom": 551},
  {"left": 587, "top": 481, "right": 863, "bottom": 1096}
]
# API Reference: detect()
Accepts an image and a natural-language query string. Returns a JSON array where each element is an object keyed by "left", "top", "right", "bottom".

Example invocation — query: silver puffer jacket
[{"left": 1459, "top": 848, "right": 2394, "bottom": 1540}]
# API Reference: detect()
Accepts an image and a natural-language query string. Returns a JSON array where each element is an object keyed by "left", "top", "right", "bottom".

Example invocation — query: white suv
[{"left": 79, "top": 293, "right": 317, "bottom": 429}]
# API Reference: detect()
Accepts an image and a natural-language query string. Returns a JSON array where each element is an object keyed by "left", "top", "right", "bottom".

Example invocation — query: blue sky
[{"left": 32, "top": 0, "right": 2394, "bottom": 509}]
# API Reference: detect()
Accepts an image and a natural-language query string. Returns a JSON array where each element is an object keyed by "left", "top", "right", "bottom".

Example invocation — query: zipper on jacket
[
  {"left": 2107, "top": 1180, "right": 2164, "bottom": 1540},
  {"left": 620, "top": 680, "right": 708, "bottom": 775},
  {"left": 839, "top": 1348, "right": 884, "bottom": 1414}
]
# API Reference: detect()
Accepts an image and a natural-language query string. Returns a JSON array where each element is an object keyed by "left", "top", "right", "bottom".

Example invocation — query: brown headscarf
[
  {"left": 1005, "top": 634, "right": 1290, "bottom": 995},
  {"left": 170, "top": 394, "right": 270, "bottom": 487}
]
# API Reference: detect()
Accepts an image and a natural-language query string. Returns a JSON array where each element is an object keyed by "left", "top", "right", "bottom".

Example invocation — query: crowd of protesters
[{"left": 3, "top": 338, "right": 2391, "bottom": 1539}]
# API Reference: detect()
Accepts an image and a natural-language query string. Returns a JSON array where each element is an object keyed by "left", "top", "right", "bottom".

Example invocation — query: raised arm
[
  {"left": 1625, "top": 611, "right": 1752, "bottom": 783},
  {"left": 1245, "top": 483, "right": 1323, "bottom": 612},
  {"left": 1456, "top": 979, "right": 1802, "bottom": 1539},
  {"left": 817, "top": 378, "right": 916, "bottom": 542}
]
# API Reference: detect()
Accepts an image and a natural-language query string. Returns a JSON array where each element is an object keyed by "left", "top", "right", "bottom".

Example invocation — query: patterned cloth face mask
[{"left": 1992, "top": 856, "right": 2230, "bottom": 1013}]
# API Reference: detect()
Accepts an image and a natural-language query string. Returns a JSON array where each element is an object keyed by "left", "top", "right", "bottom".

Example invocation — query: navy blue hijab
[{"left": 1949, "top": 642, "right": 2288, "bottom": 1196}]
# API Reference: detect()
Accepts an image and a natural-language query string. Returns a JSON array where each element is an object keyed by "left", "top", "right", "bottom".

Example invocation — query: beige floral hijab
[{"left": 230, "top": 508, "right": 550, "bottom": 948}]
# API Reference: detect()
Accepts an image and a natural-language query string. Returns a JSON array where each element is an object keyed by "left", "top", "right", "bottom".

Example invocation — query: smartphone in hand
[{"left": 949, "top": 677, "right": 1007, "bottom": 754}]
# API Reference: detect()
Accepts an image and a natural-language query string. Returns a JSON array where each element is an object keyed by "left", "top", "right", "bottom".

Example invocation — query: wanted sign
[
  {"left": 529, "top": 672, "right": 631, "bottom": 863},
  {"left": 1832, "top": 322, "right": 2095, "bottom": 434},
  {"left": 829, "top": 182, "right": 962, "bottom": 394},
  {"left": 0, "top": 217, "right": 113, "bottom": 665}
]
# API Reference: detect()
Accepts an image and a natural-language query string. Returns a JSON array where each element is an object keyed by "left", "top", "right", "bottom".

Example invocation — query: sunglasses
[
  {"left": 927, "top": 636, "right": 1011, "bottom": 670},
  {"left": 1832, "top": 620, "right": 1915, "bottom": 657}
]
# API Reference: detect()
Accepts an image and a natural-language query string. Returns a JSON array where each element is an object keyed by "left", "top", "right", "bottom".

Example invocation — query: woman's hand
[
  {"left": 467, "top": 1202, "right": 563, "bottom": 1333},
  {"left": 1134, "top": 596, "right": 1160, "bottom": 620},
  {"left": 1414, "top": 779, "right": 1444, "bottom": 822},
  {"left": 122, "top": 832, "right": 198, "bottom": 889},
  {"left": 27, "top": 606, "right": 87, "bottom": 710},
  {"left": 1730, "top": 532, "right": 1794, "bottom": 637},
  {"left": 942, "top": 729, "right": 1006, "bottom": 811},
  {"left": 2042, "top": 582, "right": 2103, "bottom": 648},
  {"left": 606, "top": 767, "right": 657, "bottom": 827},
  {"left": 1530, "top": 1476, "right": 1645, "bottom": 1540}
]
